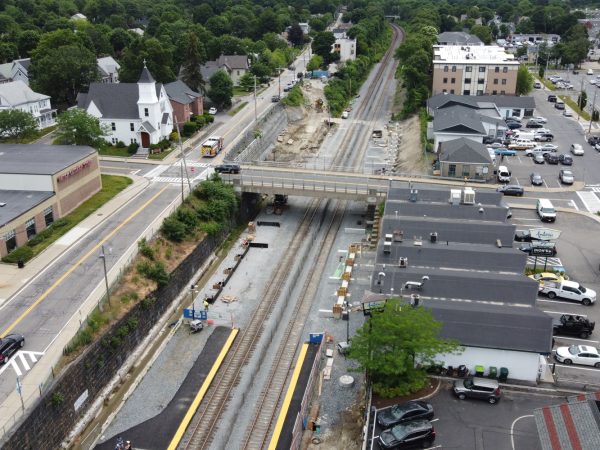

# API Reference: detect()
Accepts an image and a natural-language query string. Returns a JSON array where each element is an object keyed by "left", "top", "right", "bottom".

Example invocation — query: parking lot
[{"left": 371, "top": 384, "right": 562, "bottom": 450}]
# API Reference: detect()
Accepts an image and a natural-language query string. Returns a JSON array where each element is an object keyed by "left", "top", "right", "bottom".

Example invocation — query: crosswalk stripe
[{"left": 576, "top": 191, "right": 600, "bottom": 213}]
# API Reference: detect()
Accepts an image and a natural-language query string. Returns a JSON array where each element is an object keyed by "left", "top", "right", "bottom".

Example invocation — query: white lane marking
[
  {"left": 143, "top": 164, "right": 170, "bottom": 178},
  {"left": 555, "top": 364, "right": 600, "bottom": 372},
  {"left": 576, "top": 191, "right": 600, "bottom": 213},
  {"left": 537, "top": 299, "right": 589, "bottom": 306},
  {"left": 570, "top": 200, "right": 579, "bottom": 211},
  {"left": 543, "top": 179, "right": 549, "bottom": 188},
  {"left": 553, "top": 336, "right": 599, "bottom": 344},
  {"left": 511, "top": 415, "right": 534, "bottom": 450},
  {"left": 543, "top": 310, "right": 587, "bottom": 318}
]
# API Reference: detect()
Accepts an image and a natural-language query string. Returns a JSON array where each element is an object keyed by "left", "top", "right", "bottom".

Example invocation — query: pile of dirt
[
  {"left": 271, "top": 80, "right": 332, "bottom": 162},
  {"left": 392, "top": 115, "right": 430, "bottom": 175}
]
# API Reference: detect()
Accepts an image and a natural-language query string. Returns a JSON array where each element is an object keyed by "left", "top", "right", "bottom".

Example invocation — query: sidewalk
[{"left": 0, "top": 175, "right": 150, "bottom": 308}]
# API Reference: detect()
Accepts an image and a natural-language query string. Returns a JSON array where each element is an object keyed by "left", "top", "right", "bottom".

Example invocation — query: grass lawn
[
  {"left": 148, "top": 148, "right": 175, "bottom": 160},
  {"left": 98, "top": 146, "right": 132, "bottom": 157},
  {"left": 228, "top": 102, "right": 248, "bottom": 116},
  {"left": 537, "top": 76, "right": 555, "bottom": 91},
  {"left": 233, "top": 86, "right": 252, "bottom": 96},
  {"left": 0, "top": 125, "right": 58, "bottom": 144},
  {"left": 559, "top": 95, "right": 590, "bottom": 121},
  {"left": 2, "top": 175, "right": 133, "bottom": 264}
]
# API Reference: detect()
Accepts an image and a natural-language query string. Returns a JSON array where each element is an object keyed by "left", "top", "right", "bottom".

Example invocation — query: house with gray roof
[
  {"left": 0, "top": 80, "right": 55, "bottom": 129},
  {"left": 200, "top": 55, "right": 251, "bottom": 86},
  {"left": 438, "top": 138, "right": 494, "bottom": 181},
  {"left": 437, "top": 31, "right": 484, "bottom": 46},
  {"left": 97, "top": 56, "right": 120, "bottom": 83},
  {"left": 370, "top": 184, "right": 553, "bottom": 382},
  {"left": 428, "top": 93, "right": 536, "bottom": 119},
  {"left": 77, "top": 66, "right": 173, "bottom": 153},
  {"left": 164, "top": 80, "right": 203, "bottom": 124}
]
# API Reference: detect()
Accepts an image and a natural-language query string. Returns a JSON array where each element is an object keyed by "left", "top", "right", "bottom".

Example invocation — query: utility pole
[
  {"left": 253, "top": 75, "right": 257, "bottom": 124},
  {"left": 589, "top": 86, "right": 598, "bottom": 135},
  {"left": 99, "top": 245, "right": 111, "bottom": 307},
  {"left": 577, "top": 78, "right": 585, "bottom": 121}
]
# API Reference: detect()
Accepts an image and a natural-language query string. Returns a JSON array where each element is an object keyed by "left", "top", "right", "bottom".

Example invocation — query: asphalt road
[{"left": 371, "top": 384, "right": 562, "bottom": 450}]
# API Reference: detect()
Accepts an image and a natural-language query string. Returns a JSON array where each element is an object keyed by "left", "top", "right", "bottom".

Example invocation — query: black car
[
  {"left": 518, "top": 242, "right": 557, "bottom": 256},
  {"left": 271, "top": 95, "right": 281, "bottom": 102},
  {"left": 588, "top": 136, "right": 600, "bottom": 146},
  {"left": 0, "top": 334, "right": 25, "bottom": 364},
  {"left": 514, "top": 230, "right": 537, "bottom": 242},
  {"left": 526, "top": 121, "right": 544, "bottom": 128},
  {"left": 559, "top": 154, "right": 573, "bottom": 165},
  {"left": 377, "top": 401, "right": 434, "bottom": 428},
  {"left": 530, "top": 173, "right": 544, "bottom": 186},
  {"left": 553, "top": 315, "right": 595, "bottom": 339},
  {"left": 544, "top": 153, "right": 559, "bottom": 164},
  {"left": 496, "top": 185, "right": 524, "bottom": 196},
  {"left": 548, "top": 94, "right": 557, "bottom": 102},
  {"left": 506, "top": 122, "right": 522, "bottom": 129},
  {"left": 214, "top": 163, "right": 241, "bottom": 174},
  {"left": 378, "top": 420, "right": 436, "bottom": 450}
]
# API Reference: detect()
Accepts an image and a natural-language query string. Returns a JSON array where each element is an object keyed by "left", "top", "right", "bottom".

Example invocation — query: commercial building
[
  {"left": 432, "top": 45, "right": 520, "bottom": 96},
  {"left": 0, "top": 144, "right": 101, "bottom": 258},
  {"left": 437, "top": 138, "right": 495, "bottom": 181},
  {"left": 369, "top": 185, "right": 553, "bottom": 382}
]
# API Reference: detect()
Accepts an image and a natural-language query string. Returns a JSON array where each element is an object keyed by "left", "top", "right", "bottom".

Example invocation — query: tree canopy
[
  {"left": 516, "top": 65, "right": 533, "bottom": 96},
  {"left": 208, "top": 70, "right": 234, "bottom": 109},
  {"left": 348, "top": 299, "right": 461, "bottom": 397},
  {"left": 55, "top": 109, "right": 107, "bottom": 147},
  {"left": 0, "top": 109, "right": 38, "bottom": 140}
]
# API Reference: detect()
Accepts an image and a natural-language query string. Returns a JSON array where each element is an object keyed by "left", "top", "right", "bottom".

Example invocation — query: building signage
[
  {"left": 529, "top": 228, "right": 561, "bottom": 241},
  {"left": 57, "top": 160, "right": 91, "bottom": 183},
  {"left": 531, "top": 246, "right": 555, "bottom": 257}
]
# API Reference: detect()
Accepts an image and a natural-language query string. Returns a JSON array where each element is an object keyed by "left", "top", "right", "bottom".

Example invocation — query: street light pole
[
  {"left": 99, "top": 245, "right": 111, "bottom": 307},
  {"left": 589, "top": 86, "right": 597, "bottom": 135}
]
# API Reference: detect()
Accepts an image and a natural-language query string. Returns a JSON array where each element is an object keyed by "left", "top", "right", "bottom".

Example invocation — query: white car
[
  {"left": 555, "top": 345, "right": 600, "bottom": 368},
  {"left": 531, "top": 116, "right": 547, "bottom": 123},
  {"left": 570, "top": 143, "right": 584, "bottom": 155},
  {"left": 341, "top": 110, "right": 349, "bottom": 119},
  {"left": 588, "top": 69, "right": 594, "bottom": 75},
  {"left": 208, "top": 107, "right": 217, "bottom": 115},
  {"left": 563, "top": 109, "right": 573, "bottom": 117}
]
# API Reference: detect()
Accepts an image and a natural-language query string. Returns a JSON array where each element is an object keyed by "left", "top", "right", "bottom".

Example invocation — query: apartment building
[{"left": 432, "top": 45, "right": 520, "bottom": 96}]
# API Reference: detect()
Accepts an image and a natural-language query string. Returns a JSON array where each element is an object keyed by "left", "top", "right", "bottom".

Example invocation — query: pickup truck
[
  {"left": 553, "top": 315, "right": 595, "bottom": 339},
  {"left": 540, "top": 280, "right": 597, "bottom": 306}
]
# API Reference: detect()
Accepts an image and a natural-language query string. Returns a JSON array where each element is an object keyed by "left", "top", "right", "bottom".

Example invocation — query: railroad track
[{"left": 180, "top": 23, "right": 403, "bottom": 450}]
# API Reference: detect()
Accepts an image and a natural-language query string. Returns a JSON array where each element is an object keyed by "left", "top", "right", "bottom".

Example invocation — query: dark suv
[
  {"left": 0, "top": 334, "right": 25, "bottom": 364},
  {"left": 547, "top": 94, "right": 557, "bottom": 102},
  {"left": 378, "top": 420, "right": 436, "bottom": 449},
  {"left": 553, "top": 315, "right": 595, "bottom": 339},
  {"left": 453, "top": 377, "right": 501, "bottom": 404},
  {"left": 214, "top": 163, "right": 241, "bottom": 174}
]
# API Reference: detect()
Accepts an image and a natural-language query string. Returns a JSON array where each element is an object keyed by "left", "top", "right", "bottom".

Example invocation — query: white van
[
  {"left": 508, "top": 139, "right": 536, "bottom": 150},
  {"left": 514, "top": 131, "right": 535, "bottom": 141},
  {"left": 537, "top": 199, "right": 556, "bottom": 222},
  {"left": 497, "top": 165, "right": 511, "bottom": 183}
]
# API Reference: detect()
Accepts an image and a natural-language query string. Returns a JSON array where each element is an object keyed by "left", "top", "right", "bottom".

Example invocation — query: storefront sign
[{"left": 57, "top": 160, "right": 91, "bottom": 183}]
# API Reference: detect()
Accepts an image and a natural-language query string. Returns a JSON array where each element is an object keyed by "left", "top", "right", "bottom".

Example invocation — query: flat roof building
[
  {"left": 432, "top": 45, "right": 520, "bottom": 96},
  {"left": 0, "top": 144, "right": 101, "bottom": 258}
]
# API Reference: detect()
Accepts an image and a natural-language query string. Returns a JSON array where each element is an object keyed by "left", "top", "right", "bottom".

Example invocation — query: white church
[{"left": 77, "top": 64, "right": 173, "bottom": 153}]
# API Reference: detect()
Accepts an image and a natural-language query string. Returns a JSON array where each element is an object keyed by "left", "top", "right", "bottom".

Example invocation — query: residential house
[
  {"left": 437, "top": 32, "right": 483, "bottom": 46},
  {"left": 438, "top": 137, "right": 494, "bottom": 181},
  {"left": 372, "top": 185, "right": 553, "bottom": 383},
  {"left": 164, "top": 80, "right": 203, "bottom": 124},
  {"left": 0, "top": 80, "right": 56, "bottom": 129},
  {"left": 77, "top": 66, "right": 173, "bottom": 152},
  {"left": 333, "top": 37, "right": 357, "bottom": 62},
  {"left": 432, "top": 45, "right": 519, "bottom": 96},
  {"left": 97, "top": 56, "right": 121, "bottom": 83},
  {"left": 200, "top": 55, "right": 251, "bottom": 86},
  {"left": 10, "top": 59, "right": 31, "bottom": 85}
]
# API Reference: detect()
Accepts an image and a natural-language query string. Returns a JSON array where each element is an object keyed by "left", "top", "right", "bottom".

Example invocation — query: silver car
[{"left": 559, "top": 169, "right": 574, "bottom": 184}]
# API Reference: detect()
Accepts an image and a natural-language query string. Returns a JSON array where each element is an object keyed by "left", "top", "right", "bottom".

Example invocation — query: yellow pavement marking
[
  {"left": 1, "top": 185, "right": 170, "bottom": 337},
  {"left": 167, "top": 328, "right": 239, "bottom": 450},
  {"left": 268, "top": 343, "right": 309, "bottom": 450}
]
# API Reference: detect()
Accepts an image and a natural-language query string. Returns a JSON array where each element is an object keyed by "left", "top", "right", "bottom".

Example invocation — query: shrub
[
  {"left": 26, "top": 228, "right": 53, "bottom": 247},
  {"left": 161, "top": 216, "right": 187, "bottom": 242},
  {"left": 159, "top": 139, "right": 171, "bottom": 150},
  {"left": 127, "top": 142, "right": 139, "bottom": 154},
  {"left": 138, "top": 238, "right": 155, "bottom": 260},
  {"left": 203, "top": 113, "right": 214, "bottom": 123},
  {"left": 176, "top": 207, "right": 199, "bottom": 233},
  {"left": 1, "top": 245, "right": 34, "bottom": 264},
  {"left": 137, "top": 260, "right": 169, "bottom": 286},
  {"left": 195, "top": 115, "right": 207, "bottom": 127},
  {"left": 52, "top": 218, "right": 69, "bottom": 228},
  {"left": 169, "top": 131, "right": 179, "bottom": 142},
  {"left": 116, "top": 141, "right": 126, "bottom": 148},
  {"left": 182, "top": 121, "right": 197, "bottom": 136},
  {"left": 199, "top": 221, "right": 222, "bottom": 236}
]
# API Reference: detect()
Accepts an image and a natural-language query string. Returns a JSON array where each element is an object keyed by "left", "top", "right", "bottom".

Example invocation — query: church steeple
[{"left": 138, "top": 59, "right": 155, "bottom": 83}]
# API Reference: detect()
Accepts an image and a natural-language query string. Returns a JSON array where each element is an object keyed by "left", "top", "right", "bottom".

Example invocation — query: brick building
[{"left": 164, "top": 80, "right": 203, "bottom": 124}]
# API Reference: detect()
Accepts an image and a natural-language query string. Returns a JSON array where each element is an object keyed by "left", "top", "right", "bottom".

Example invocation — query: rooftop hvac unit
[
  {"left": 462, "top": 187, "right": 475, "bottom": 205},
  {"left": 449, "top": 189, "right": 461, "bottom": 205}
]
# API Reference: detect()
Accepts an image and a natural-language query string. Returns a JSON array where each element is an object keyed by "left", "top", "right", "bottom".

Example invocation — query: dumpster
[
  {"left": 475, "top": 365, "right": 485, "bottom": 377},
  {"left": 499, "top": 367, "right": 509, "bottom": 382},
  {"left": 488, "top": 366, "right": 498, "bottom": 379}
]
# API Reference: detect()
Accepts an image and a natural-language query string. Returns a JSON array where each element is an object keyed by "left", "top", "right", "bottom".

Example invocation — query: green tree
[
  {"left": 238, "top": 72, "right": 255, "bottom": 92},
  {"left": 0, "top": 110, "right": 38, "bottom": 140},
  {"left": 578, "top": 91, "right": 587, "bottom": 110},
  {"left": 180, "top": 32, "right": 206, "bottom": 94},
  {"left": 287, "top": 23, "right": 304, "bottom": 47},
  {"left": 17, "top": 30, "right": 40, "bottom": 58},
  {"left": 348, "top": 300, "right": 461, "bottom": 397},
  {"left": 306, "top": 55, "right": 324, "bottom": 71},
  {"left": 30, "top": 44, "right": 98, "bottom": 105},
  {"left": 516, "top": 65, "right": 533, "bottom": 96},
  {"left": 311, "top": 31, "right": 336, "bottom": 64},
  {"left": 470, "top": 25, "right": 493, "bottom": 45},
  {"left": 208, "top": 69, "right": 233, "bottom": 109},
  {"left": 55, "top": 109, "right": 107, "bottom": 146}
]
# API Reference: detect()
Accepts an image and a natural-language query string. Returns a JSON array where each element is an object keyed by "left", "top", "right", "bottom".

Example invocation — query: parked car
[
  {"left": 534, "top": 81, "right": 542, "bottom": 89},
  {"left": 515, "top": 230, "right": 535, "bottom": 241},
  {"left": 214, "top": 163, "right": 241, "bottom": 174},
  {"left": 570, "top": 144, "right": 584, "bottom": 156},
  {"left": 540, "top": 280, "right": 596, "bottom": 306},
  {"left": 496, "top": 185, "right": 524, "bottom": 196},
  {"left": 208, "top": 107, "right": 217, "bottom": 115},
  {"left": 494, "top": 148, "right": 517, "bottom": 156},
  {"left": 529, "top": 272, "right": 564, "bottom": 284},
  {"left": 518, "top": 242, "right": 557, "bottom": 256},
  {"left": 544, "top": 153, "right": 560, "bottom": 164},
  {"left": 378, "top": 420, "right": 436, "bottom": 450},
  {"left": 533, "top": 153, "right": 545, "bottom": 164},
  {"left": 552, "top": 315, "right": 595, "bottom": 340},
  {"left": 559, "top": 169, "right": 574, "bottom": 184},
  {"left": 341, "top": 110, "right": 349, "bottom": 119},
  {"left": 588, "top": 69, "right": 594, "bottom": 75},
  {"left": 526, "top": 120, "right": 544, "bottom": 128},
  {"left": 0, "top": 334, "right": 24, "bottom": 364},
  {"left": 377, "top": 401, "right": 434, "bottom": 428},
  {"left": 534, "top": 143, "right": 557, "bottom": 151},
  {"left": 530, "top": 173, "right": 544, "bottom": 186},
  {"left": 453, "top": 377, "right": 501, "bottom": 404},
  {"left": 555, "top": 345, "right": 600, "bottom": 368},
  {"left": 563, "top": 109, "right": 573, "bottom": 117},
  {"left": 271, "top": 95, "right": 281, "bottom": 102},
  {"left": 558, "top": 154, "right": 573, "bottom": 165},
  {"left": 534, "top": 133, "right": 554, "bottom": 142},
  {"left": 531, "top": 116, "right": 547, "bottom": 123},
  {"left": 547, "top": 94, "right": 557, "bottom": 102},
  {"left": 588, "top": 136, "right": 600, "bottom": 146},
  {"left": 554, "top": 101, "right": 565, "bottom": 110},
  {"left": 507, "top": 122, "right": 522, "bottom": 129}
]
